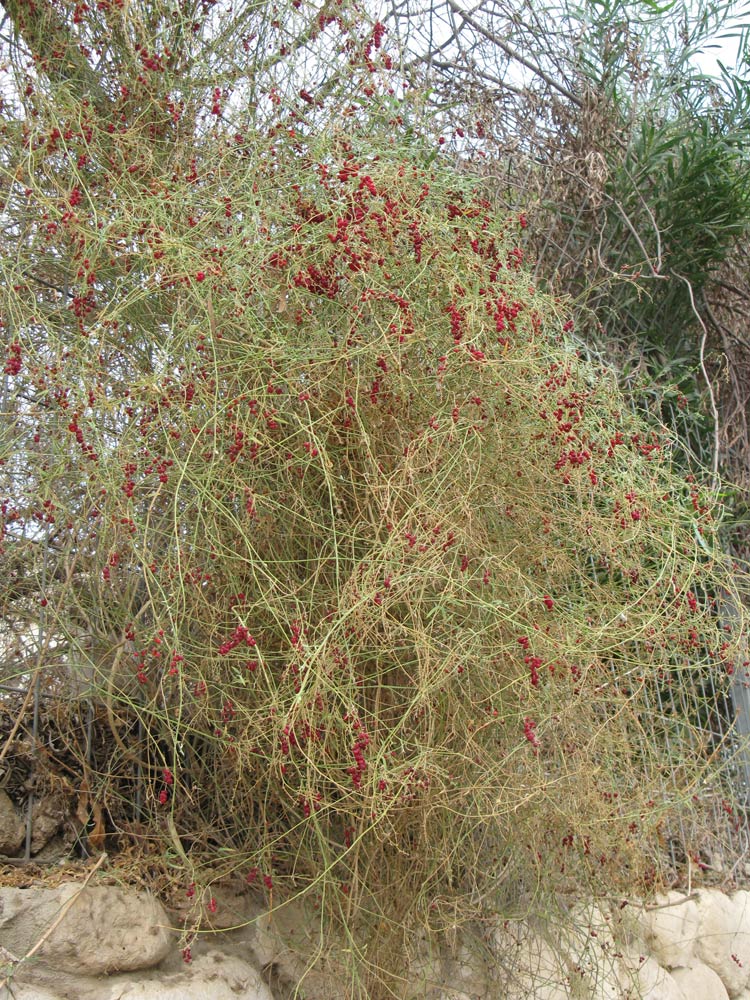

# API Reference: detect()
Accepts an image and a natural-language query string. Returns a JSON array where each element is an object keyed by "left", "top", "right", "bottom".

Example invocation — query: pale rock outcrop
[
  {"left": 6, "top": 881, "right": 750, "bottom": 1000},
  {"left": 249, "top": 900, "right": 341, "bottom": 999},
  {"left": 0, "top": 790, "right": 25, "bottom": 856},
  {"left": 407, "top": 932, "right": 447, "bottom": 998},
  {"left": 102, "top": 950, "right": 275, "bottom": 1000},
  {"left": 733, "top": 892, "right": 750, "bottom": 942},
  {"left": 169, "top": 879, "right": 262, "bottom": 932},
  {"left": 0, "top": 943, "right": 59, "bottom": 999},
  {"left": 0, "top": 983, "right": 61, "bottom": 999},
  {"left": 553, "top": 901, "right": 636, "bottom": 999},
  {"left": 671, "top": 961, "right": 731, "bottom": 1000},
  {"left": 442, "top": 941, "right": 491, "bottom": 998},
  {"left": 0, "top": 883, "right": 173, "bottom": 975},
  {"left": 29, "top": 794, "right": 68, "bottom": 855},
  {"left": 634, "top": 955, "right": 688, "bottom": 1000},
  {"left": 638, "top": 891, "right": 700, "bottom": 969},
  {"left": 695, "top": 888, "right": 750, "bottom": 997},
  {"left": 491, "top": 920, "right": 572, "bottom": 999}
]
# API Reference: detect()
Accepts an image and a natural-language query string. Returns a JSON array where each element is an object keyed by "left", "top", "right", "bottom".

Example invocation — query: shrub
[{"left": 0, "top": 7, "right": 744, "bottom": 995}]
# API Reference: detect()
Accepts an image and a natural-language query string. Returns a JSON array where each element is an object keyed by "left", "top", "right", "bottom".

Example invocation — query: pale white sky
[{"left": 691, "top": 5, "right": 749, "bottom": 77}]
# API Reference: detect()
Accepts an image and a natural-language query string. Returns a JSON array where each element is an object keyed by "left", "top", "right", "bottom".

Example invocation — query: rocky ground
[{"left": 1, "top": 790, "right": 749, "bottom": 999}]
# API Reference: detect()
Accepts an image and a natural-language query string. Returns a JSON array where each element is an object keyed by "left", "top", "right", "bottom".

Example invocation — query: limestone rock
[
  {"left": 733, "top": 892, "right": 750, "bottom": 940},
  {"left": 0, "top": 883, "right": 173, "bottom": 975},
  {"left": 0, "top": 945, "right": 61, "bottom": 1000},
  {"left": 671, "top": 961, "right": 730, "bottom": 1000},
  {"left": 635, "top": 955, "right": 688, "bottom": 1000},
  {"left": 0, "top": 789, "right": 25, "bottom": 856},
  {"left": 638, "top": 892, "right": 700, "bottom": 969},
  {"left": 491, "top": 920, "right": 571, "bottom": 1000},
  {"left": 29, "top": 793, "right": 69, "bottom": 855},
  {"left": 407, "top": 931, "right": 445, "bottom": 998},
  {"left": 201, "top": 882, "right": 260, "bottom": 931},
  {"left": 103, "top": 950, "right": 275, "bottom": 1000},
  {"left": 6, "top": 886, "right": 750, "bottom": 1000},
  {"left": 695, "top": 888, "right": 750, "bottom": 997},
  {"left": 168, "top": 880, "right": 262, "bottom": 932},
  {"left": 0, "top": 983, "right": 61, "bottom": 999},
  {"left": 248, "top": 901, "right": 342, "bottom": 999},
  {"left": 553, "top": 901, "right": 635, "bottom": 1000},
  {"left": 443, "top": 941, "right": 490, "bottom": 998}
]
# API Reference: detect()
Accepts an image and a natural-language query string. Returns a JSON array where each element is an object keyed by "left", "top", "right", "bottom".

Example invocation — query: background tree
[{"left": 390, "top": 0, "right": 750, "bottom": 481}]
